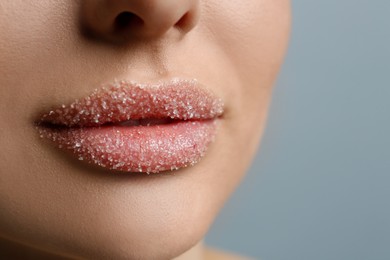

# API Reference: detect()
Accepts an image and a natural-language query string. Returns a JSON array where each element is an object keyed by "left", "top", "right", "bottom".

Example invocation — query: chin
[
  {"left": 68, "top": 198, "right": 211, "bottom": 260},
  {"left": 5, "top": 189, "right": 214, "bottom": 260},
  {"left": 10, "top": 164, "right": 225, "bottom": 260}
]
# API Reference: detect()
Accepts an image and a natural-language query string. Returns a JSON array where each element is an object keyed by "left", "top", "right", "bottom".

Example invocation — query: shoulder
[{"left": 204, "top": 247, "right": 256, "bottom": 260}]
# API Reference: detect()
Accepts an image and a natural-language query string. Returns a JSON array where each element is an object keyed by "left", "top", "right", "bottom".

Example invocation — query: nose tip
[{"left": 81, "top": 0, "right": 200, "bottom": 42}]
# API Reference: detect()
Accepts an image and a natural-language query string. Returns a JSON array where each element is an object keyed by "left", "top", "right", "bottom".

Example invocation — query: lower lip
[{"left": 38, "top": 120, "right": 218, "bottom": 173}]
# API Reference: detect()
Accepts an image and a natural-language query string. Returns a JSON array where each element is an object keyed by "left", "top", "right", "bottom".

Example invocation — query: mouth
[{"left": 36, "top": 79, "right": 224, "bottom": 174}]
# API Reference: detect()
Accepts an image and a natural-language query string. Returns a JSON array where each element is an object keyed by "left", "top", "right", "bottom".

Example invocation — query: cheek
[
  {"left": 0, "top": 1, "right": 75, "bottom": 126},
  {"left": 203, "top": 0, "right": 291, "bottom": 82},
  {"left": 202, "top": 0, "right": 291, "bottom": 152}
]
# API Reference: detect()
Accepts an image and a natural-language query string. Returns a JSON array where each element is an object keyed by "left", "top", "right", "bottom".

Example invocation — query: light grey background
[{"left": 205, "top": 1, "right": 390, "bottom": 259}]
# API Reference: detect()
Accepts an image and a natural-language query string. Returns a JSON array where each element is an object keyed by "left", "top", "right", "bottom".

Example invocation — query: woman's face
[{"left": 0, "top": 1, "right": 290, "bottom": 259}]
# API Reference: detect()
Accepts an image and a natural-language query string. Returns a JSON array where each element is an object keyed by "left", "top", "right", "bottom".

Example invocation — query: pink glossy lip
[{"left": 36, "top": 79, "right": 224, "bottom": 173}]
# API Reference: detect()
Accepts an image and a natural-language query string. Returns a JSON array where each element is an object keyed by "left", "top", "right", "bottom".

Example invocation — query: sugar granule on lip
[
  {"left": 36, "top": 79, "right": 223, "bottom": 173},
  {"left": 39, "top": 79, "right": 224, "bottom": 127},
  {"left": 38, "top": 121, "right": 218, "bottom": 174}
]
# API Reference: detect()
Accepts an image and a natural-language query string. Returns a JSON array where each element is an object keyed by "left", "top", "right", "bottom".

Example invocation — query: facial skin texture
[{"left": 0, "top": 1, "right": 290, "bottom": 259}]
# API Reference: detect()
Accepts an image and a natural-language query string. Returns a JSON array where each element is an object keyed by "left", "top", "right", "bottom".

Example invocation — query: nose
[{"left": 81, "top": 0, "right": 200, "bottom": 42}]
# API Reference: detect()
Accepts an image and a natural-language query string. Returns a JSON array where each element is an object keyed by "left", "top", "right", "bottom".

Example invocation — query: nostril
[
  {"left": 175, "top": 12, "right": 190, "bottom": 29},
  {"left": 174, "top": 11, "right": 198, "bottom": 33},
  {"left": 114, "top": 12, "right": 144, "bottom": 31}
]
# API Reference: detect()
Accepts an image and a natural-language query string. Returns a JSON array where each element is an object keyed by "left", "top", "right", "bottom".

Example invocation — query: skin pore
[{"left": 0, "top": 1, "right": 290, "bottom": 259}]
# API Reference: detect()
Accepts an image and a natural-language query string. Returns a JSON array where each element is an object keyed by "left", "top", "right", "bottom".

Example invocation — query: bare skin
[
  {"left": 0, "top": 1, "right": 290, "bottom": 259},
  {"left": 0, "top": 240, "right": 251, "bottom": 259}
]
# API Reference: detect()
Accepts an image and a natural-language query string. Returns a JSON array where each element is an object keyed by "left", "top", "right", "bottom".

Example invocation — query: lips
[{"left": 36, "top": 79, "right": 224, "bottom": 173}]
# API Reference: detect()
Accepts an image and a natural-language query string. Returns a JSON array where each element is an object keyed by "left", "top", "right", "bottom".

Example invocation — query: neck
[
  {"left": 174, "top": 241, "right": 204, "bottom": 260},
  {"left": 0, "top": 237, "right": 206, "bottom": 260}
]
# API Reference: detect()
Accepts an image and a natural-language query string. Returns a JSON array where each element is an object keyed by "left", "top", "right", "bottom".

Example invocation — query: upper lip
[{"left": 37, "top": 78, "right": 224, "bottom": 128}]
